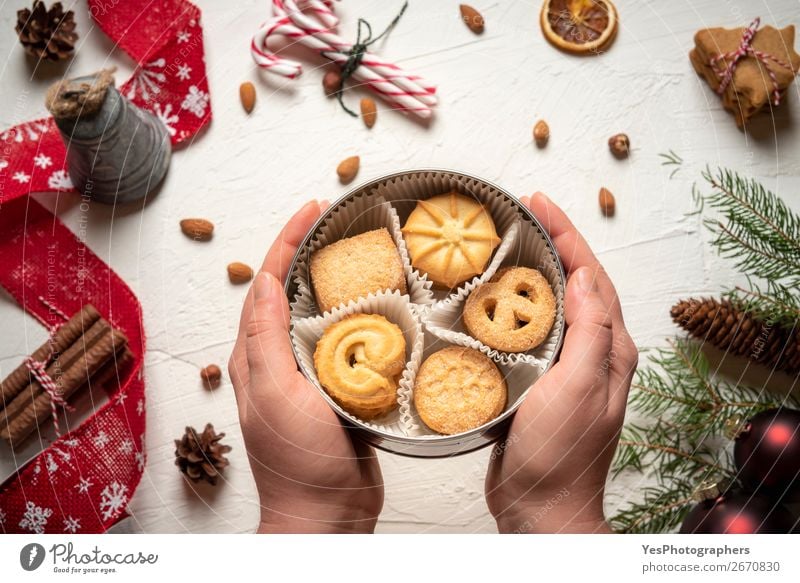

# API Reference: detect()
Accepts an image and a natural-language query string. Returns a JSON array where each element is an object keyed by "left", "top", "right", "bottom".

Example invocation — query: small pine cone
[
  {"left": 174, "top": 423, "right": 232, "bottom": 485},
  {"left": 16, "top": 1, "right": 78, "bottom": 62},
  {"left": 671, "top": 297, "right": 800, "bottom": 374}
]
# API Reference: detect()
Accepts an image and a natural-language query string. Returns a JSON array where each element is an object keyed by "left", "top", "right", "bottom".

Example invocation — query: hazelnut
[
  {"left": 608, "top": 133, "right": 630, "bottom": 158},
  {"left": 598, "top": 187, "right": 615, "bottom": 217},
  {"left": 533, "top": 120, "right": 550, "bottom": 147},
  {"left": 201, "top": 364, "right": 222, "bottom": 389},
  {"left": 322, "top": 68, "right": 343, "bottom": 96}
]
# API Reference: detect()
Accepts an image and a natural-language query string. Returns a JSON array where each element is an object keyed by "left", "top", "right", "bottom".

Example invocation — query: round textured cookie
[
  {"left": 414, "top": 346, "right": 507, "bottom": 435},
  {"left": 314, "top": 314, "right": 406, "bottom": 420},
  {"left": 463, "top": 266, "right": 556, "bottom": 353}
]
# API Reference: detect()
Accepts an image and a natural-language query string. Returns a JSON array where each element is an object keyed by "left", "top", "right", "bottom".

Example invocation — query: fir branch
[
  {"left": 727, "top": 284, "right": 800, "bottom": 329},
  {"left": 659, "top": 150, "right": 683, "bottom": 179},
  {"left": 610, "top": 479, "right": 697, "bottom": 533},
  {"left": 610, "top": 336, "right": 795, "bottom": 532},
  {"left": 695, "top": 166, "right": 800, "bottom": 287}
]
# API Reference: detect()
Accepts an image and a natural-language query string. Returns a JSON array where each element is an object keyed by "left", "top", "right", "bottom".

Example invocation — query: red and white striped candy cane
[{"left": 251, "top": 0, "right": 437, "bottom": 118}]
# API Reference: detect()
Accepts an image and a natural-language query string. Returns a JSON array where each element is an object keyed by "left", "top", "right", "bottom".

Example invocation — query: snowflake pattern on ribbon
[
  {"left": 19, "top": 502, "right": 53, "bottom": 534},
  {"left": 181, "top": 85, "right": 210, "bottom": 118},
  {"left": 63, "top": 516, "right": 81, "bottom": 533},
  {"left": 75, "top": 477, "right": 93, "bottom": 494},
  {"left": 99, "top": 482, "right": 129, "bottom": 521}
]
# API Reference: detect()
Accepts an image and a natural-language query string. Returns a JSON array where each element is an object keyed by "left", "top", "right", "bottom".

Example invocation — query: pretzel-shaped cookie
[
  {"left": 463, "top": 267, "right": 556, "bottom": 353},
  {"left": 314, "top": 314, "right": 406, "bottom": 420}
]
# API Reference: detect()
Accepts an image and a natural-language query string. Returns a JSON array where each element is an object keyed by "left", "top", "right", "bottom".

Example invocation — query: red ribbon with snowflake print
[{"left": 0, "top": 0, "right": 211, "bottom": 534}]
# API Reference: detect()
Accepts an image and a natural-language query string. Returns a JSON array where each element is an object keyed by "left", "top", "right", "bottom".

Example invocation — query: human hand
[
  {"left": 485, "top": 192, "right": 638, "bottom": 533},
  {"left": 229, "top": 200, "right": 383, "bottom": 533}
]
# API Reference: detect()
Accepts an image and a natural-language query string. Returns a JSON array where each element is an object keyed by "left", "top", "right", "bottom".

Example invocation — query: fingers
[
  {"left": 526, "top": 192, "right": 624, "bottom": 326},
  {"left": 261, "top": 199, "right": 324, "bottom": 281},
  {"left": 231, "top": 199, "right": 325, "bottom": 399},
  {"left": 552, "top": 267, "right": 614, "bottom": 403},
  {"left": 245, "top": 272, "right": 296, "bottom": 398},
  {"left": 236, "top": 199, "right": 324, "bottom": 343}
]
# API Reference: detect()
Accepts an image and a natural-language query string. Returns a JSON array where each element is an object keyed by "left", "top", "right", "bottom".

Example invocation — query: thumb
[
  {"left": 245, "top": 272, "right": 296, "bottom": 394},
  {"left": 550, "top": 266, "right": 614, "bottom": 401}
]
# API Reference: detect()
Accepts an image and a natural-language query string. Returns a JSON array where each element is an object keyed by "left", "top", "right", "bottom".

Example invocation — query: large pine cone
[
  {"left": 16, "top": 1, "right": 78, "bottom": 62},
  {"left": 174, "top": 424, "right": 232, "bottom": 485},
  {"left": 671, "top": 297, "right": 800, "bottom": 374}
]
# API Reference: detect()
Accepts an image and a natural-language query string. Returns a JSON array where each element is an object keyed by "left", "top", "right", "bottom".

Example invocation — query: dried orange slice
[{"left": 540, "top": 0, "right": 618, "bottom": 54}]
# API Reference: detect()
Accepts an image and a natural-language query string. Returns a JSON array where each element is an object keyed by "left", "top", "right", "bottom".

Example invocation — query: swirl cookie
[
  {"left": 310, "top": 228, "right": 407, "bottom": 314},
  {"left": 463, "top": 267, "right": 556, "bottom": 353},
  {"left": 414, "top": 347, "right": 507, "bottom": 435},
  {"left": 401, "top": 192, "right": 501, "bottom": 289},
  {"left": 314, "top": 314, "right": 406, "bottom": 420}
]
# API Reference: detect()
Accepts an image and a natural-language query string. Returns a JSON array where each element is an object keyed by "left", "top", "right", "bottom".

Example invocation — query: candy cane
[{"left": 251, "top": 0, "right": 437, "bottom": 118}]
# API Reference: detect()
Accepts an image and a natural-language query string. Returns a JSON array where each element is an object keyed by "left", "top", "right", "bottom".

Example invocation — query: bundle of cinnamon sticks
[{"left": 0, "top": 304, "right": 131, "bottom": 448}]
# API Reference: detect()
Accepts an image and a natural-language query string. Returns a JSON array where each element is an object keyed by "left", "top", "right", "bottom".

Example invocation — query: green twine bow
[{"left": 333, "top": 1, "right": 409, "bottom": 117}]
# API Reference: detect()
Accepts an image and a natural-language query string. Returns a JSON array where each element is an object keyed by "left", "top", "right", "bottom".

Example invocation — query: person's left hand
[{"left": 229, "top": 200, "right": 384, "bottom": 533}]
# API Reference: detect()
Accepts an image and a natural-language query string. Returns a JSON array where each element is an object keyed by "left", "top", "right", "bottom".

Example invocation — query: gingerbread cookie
[
  {"left": 314, "top": 314, "right": 406, "bottom": 420},
  {"left": 463, "top": 267, "right": 556, "bottom": 353},
  {"left": 310, "top": 228, "right": 407, "bottom": 314},
  {"left": 414, "top": 346, "right": 507, "bottom": 435},
  {"left": 401, "top": 191, "right": 500, "bottom": 289}
]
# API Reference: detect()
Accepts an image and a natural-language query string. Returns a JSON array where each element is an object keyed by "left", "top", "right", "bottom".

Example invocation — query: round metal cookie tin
[{"left": 285, "top": 169, "right": 566, "bottom": 458}]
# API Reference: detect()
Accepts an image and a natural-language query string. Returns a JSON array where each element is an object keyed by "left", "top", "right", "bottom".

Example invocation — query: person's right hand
[
  {"left": 229, "top": 200, "right": 384, "bottom": 534},
  {"left": 485, "top": 192, "right": 638, "bottom": 533}
]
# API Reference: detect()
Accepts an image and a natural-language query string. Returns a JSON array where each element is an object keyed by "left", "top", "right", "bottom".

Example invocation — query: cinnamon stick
[
  {"left": 92, "top": 347, "right": 135, "bottom": 388},
  {"left": 1, "top": 325, "right": 128, "bottom": 447},
  {"left": 1, "top": 328, "right": 127, "bottom": 446},
  {"left": 0, "top": 317, "right": 111, "bottom": 424},
  {"left": 0, "top": 304, "right": 100, "bottom": 408}
]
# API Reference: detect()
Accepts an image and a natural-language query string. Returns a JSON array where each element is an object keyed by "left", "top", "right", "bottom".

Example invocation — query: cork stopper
[{"left": 45, "top": 68, "right": 116, "bottom": 119}]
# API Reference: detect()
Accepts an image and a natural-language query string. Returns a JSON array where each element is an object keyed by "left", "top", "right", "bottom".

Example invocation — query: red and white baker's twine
[
  {"left": 24, "top": 356, "right": 73, "bottom": 437},
  {"left": 251, "top": 0, "right": 437, "bottom": 118},
  {"left": 710, "top": 17, "right": 796, "bottom": 106},
  {"left": 23, "top": 296, "right": 74, "bottom": 436}
]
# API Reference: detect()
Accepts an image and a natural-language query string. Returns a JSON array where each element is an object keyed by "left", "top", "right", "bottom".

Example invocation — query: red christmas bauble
[
  {"left": 734, "top": 408, "right": 800, "bottom": 497},
  {"left": 680, "top": 489, "right": 796, "bottom": 534}
]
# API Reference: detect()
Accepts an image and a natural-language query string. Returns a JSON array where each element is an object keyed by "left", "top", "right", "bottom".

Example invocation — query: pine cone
[
  {"left": 174, "top": 423, "right": 232, "bottom": 485},
  {"left": 15, "top": 1, "right": 78, "bottom": 62},
  {"left": 671, "top": 297, "right": 800, "bottom": 374}
]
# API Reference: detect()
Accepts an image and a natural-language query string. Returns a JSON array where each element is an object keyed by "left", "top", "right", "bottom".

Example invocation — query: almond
[
  {"left": 460, "top": 4, "right": 484, "bottom": 34},
  {"left": 361, "top": 98, "right": 377, "bottom": 128},
  {"left": 227, "top": 262, "right": 253, "bottom": 284},
  {"left": 201, "top": 364, "right": 222, "bottom": 389},
  {"left": 599, "top": 187, "right": 616, "bottom": 217},
  {"left": 180, "top": 218, "right": 214, "bottom": 241},
  {"left": 323, "top": 68, "right": 342, "bottom": 96},
  {"left": 533, "top": 120, "right": 550, "bottom": 147},
  {"left": 337, "top": 156, "right": 360, "bottom": 184},
  {"left": 239, "top": 82, "right": 256, "bottom": 113}
]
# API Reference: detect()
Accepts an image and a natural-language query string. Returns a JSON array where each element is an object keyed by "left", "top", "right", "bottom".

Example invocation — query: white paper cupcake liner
[
  {"left": 402, "top": 331, "right": 543, "bottom": 438},
  {"left": 422, "top": 213, "right": 566, "bottom": 368},
  {"left": 289, "top": 193, "right": 435, "bottom": 319},
  {"left": 290, "top": 290, "right": 425, "bottom": 435}
]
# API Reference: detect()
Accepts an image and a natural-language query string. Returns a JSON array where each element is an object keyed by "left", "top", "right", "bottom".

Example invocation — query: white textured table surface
[{"left": 1, "top": 0, "right": 799, "bottom": 533}]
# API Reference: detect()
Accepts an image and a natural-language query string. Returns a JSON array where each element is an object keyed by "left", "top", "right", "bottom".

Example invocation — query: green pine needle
[
  {"left": 694, "top": 166, "right": 800, "bottom": 292},
  {"left": 610, "top": 337, "right": 794, "bottom": 533}
]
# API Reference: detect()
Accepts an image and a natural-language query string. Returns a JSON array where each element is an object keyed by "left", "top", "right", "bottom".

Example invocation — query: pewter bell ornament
[{"left": 45, "top": 69, "right": 171, "bottom": 205}]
